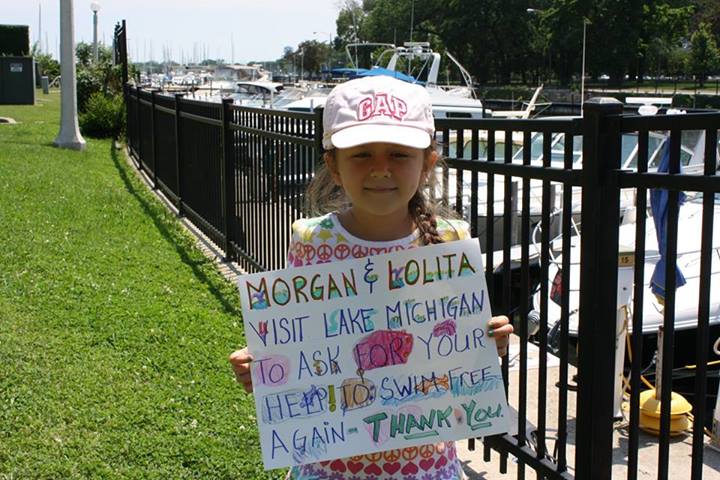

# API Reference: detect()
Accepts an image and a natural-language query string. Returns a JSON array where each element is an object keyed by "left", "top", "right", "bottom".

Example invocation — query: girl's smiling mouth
[{"left": 364, "top": 185, "right": 397, "bottom": 192}]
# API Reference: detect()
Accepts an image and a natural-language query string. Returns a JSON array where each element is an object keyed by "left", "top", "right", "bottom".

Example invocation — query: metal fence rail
[
  {"left": 435, "top": 115, "right": 584, "bottom": 480},
  {"left": 228, "top": 105, "right": 321, "bottom": 272},
  {"left": 123, "top": 84, "right": 720, "bottom": 480},
  {"left": 615, "top": 113, "right": 720, "bottom": 480}
]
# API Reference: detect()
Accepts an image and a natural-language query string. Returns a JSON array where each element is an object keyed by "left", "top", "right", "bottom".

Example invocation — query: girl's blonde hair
[{"left": 305, "top": 141, "right": 458, "bottom": 246}]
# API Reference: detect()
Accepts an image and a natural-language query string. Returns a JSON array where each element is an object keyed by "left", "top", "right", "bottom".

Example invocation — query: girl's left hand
[{"left": 488, "top": 315, "right": 513, "bottom": 357}]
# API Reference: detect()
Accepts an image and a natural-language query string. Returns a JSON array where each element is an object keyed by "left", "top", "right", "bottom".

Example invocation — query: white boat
[
  {"left": 535, "top": 194, "right": 720, "bottom": 339},
  {"left": 531, "top": 194, "right": 720, "bottom": 417},
  {"left": 367, "top": 42, "right": 486, "bottom": 119},
  {"left": 227, "top": 81, "right": 285, "bottom": 106},
  {"left": 490, "top": 85, "right": 545, "bottom": 119},
  {"left": 276, "top": 42, "right": 487, "bottom": 118},
  {"left": 209, "top": 64, "right": 271, "bottom": 94},
  {"left": 440, "top": 127, "right": 719, "bottom": 251}
]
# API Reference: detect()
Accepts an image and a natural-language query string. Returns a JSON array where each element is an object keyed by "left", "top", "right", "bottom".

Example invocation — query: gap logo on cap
[{"left": 357, "top": 93, "right": 408, "bottom": 121}]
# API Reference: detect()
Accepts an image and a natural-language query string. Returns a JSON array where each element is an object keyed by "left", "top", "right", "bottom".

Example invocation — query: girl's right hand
[{"left": 229, "top": 347, "right": 254, "bottom": 393}]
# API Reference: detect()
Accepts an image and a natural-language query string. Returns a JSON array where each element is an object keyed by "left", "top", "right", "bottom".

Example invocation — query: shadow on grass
[
  {"left": 110, "top": 144, "right": 239, "bottom": 317},
  {"left": 1, "top": 139, "right": 59, "bottom": 148}
]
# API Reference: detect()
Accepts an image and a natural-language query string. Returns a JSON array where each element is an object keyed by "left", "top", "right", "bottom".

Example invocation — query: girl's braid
[{"left": 409, "top": 192, "right": 444, "bottom": 245}]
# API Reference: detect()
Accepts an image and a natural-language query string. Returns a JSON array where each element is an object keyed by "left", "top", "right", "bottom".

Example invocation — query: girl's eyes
[{"left": 349, "top": 152, "right": 411, "bottom": 159}]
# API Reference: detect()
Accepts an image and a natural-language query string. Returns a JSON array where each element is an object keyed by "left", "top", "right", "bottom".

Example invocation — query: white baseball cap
[{"left": 322, "top": 75, "right": 434, "bottom": 150}]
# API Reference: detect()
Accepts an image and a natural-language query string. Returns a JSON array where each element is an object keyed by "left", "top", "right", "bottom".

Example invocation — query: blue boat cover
[
  {"left": 355, "top": 67, "right": 418, "bottom": 83},
  {"left": 650, "top": 138, "right": 687, "bottom": 299}
]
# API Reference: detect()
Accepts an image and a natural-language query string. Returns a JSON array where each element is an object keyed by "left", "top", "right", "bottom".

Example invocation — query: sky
[{"left": 3, "top": 0, "right": 342, "bottom": 63}]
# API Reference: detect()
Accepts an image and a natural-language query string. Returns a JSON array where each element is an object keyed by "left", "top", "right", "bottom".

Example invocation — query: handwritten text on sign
[{"left": 238, "top": 239, "right": 509, "bottom": 469}]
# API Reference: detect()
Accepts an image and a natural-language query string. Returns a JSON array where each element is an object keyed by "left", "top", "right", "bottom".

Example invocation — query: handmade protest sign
[{"left": 238, "top": 238, "right": 509, "bottom": 469}]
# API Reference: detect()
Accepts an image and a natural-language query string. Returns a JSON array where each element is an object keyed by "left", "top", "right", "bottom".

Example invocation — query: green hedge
[
  {"left": 0, "top": 25, "right": 30, "bottom": 56},
  {"left": 671, "top": 94, "right": 720, "bottom": 110},
  {"left": 79, "top": 92, "right": 125, "bottom": 138}
]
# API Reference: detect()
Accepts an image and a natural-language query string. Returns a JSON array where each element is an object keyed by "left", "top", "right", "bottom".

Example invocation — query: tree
[
  {"left": 687, "top": 22, "right": 720, "bottom": 87},
  {"left": 75, "top": 42, "right": 94, "bottom": 68},
  {"left": 437, "top": 0, "right": 535, "bottom": 85},
  {"left": 321, "top": 0, "right": 702, "bottom": 88},
  {"left": 637, "top": 1, "right": 693, "bottom": 82},
  {"left": 692, "top": 0, "right": 720, "bottom": 41},
  {"left": 294, "top": 41, "right": 331, "bottom": 77},
  {"left": 31, "top": 42, "right": 60, "bottom": 80},
  {"left": 336, "top": 0, "right": 364, "bottom": 46}
]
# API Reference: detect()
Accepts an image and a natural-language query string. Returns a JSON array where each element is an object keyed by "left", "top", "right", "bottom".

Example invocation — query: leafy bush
[
  {"left": 35, "top": 52, "right": 60, "bottom": 80},
  {"left": 80, "top": 92, "right": 124, "bottom": 138},
  {"left": 76, "top": 67, "right": 105, "bottom": 113},
  {"left": 75, "top": 43, "right": 125, "bottom": 113},
  {"left": 672, "top": 93, "right": 720, "bottom": 109}
]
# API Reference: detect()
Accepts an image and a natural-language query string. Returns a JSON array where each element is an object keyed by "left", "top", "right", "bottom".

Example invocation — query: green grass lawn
[{"left": 0, "top": 91, "right": 279, "bottom": 479}]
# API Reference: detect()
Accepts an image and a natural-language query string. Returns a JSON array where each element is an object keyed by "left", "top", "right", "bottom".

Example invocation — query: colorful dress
[{"left": 285, "top": 212, "right": 471, "bottom": 480}]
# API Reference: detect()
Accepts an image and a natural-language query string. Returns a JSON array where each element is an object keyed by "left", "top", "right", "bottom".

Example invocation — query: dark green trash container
[{"left": 0, "top": 57, "right": 35, "bottom": 105}]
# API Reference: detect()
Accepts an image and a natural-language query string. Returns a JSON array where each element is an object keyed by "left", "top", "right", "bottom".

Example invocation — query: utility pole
[
  {"left": 54, "top": 0, "right": 86, "bottom": 150},
  {"left": 38, "top": 2, "right": 42, "bottom": 53}
]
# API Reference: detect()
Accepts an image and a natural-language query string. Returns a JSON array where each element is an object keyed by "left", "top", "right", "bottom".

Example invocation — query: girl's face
[{"left": 326, "top": 142, "right": 437, "bottom": 220}]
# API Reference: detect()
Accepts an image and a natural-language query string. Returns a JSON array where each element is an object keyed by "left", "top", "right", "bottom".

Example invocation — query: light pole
[
  {"left": 580, "top": 18, "right": 591, "bottom": 111},
  {"left": 55, "top": 0, "right": 86, "bottom": 150},
  {"left": 299, "top": 48, "right": 304, "bottom": 82},
  {"left": 313, "top": 30, "right": 333, "bottom": 74},
  {"left": 90, "top": 1, "right": 100, "bottom": 62}
]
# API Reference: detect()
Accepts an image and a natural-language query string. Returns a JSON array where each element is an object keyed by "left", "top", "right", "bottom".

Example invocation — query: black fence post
[
  {"left": 120, "top": 20, "right": 128, "bottom": 86},
  {"left": 150, "top": 89, "right": 158, "bottom": 189},
  {"left": 313, "top": 106, "right": 324, "bottom": 161},
  {"left": 220, "top": 98, "right": 235, "bottom": 261},
  {"left": 136, "top": 87, "right": 143, "bottom": 171},
  {"left": 123, "top": 83, "right": 129, "bottom": 149},
  {"left": 174, "top": 93, "right": 184, "bottom": 216},
  {"left": 575, "top": 97, "right": 623, "bottom": 480}
]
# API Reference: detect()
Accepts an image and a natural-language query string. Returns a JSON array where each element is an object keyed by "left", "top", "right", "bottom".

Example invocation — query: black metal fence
[
  {"left": 124, "top": 82, "right": 719, "bottom": 479},
  {"left": 125, "top": 85, "right": 322, "bottom": 273}
]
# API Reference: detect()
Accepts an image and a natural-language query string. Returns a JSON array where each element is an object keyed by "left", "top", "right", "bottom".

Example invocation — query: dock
[{"left": 456, "top": 335, "right": 720, "bottom": 479}]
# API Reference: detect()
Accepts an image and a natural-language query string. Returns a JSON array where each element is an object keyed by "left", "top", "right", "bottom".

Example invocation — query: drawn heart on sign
[
  {"left": 435, "top": 455, "right": 448, "bottom": 469},
  {"left": 383, "top": 462, "right": 401, "bottom": 475},
  {"left": 401, "top": 461, "right": 419, "bottom": 475},
  {"left": 363, "top": 463, "right": 382, "bottom": 475},
  {"left": 346, "top": 461, "right": 364, "bottom": 474},
  {"left": 419, "top": 458, "right": 435, "bottom": 471},
  {"left": 329, "top": 459, "right": 346, "bottom": 473}
]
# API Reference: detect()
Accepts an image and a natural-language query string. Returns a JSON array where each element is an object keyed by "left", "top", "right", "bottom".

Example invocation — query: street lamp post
[
  {"left": 299, "top": 48, "right": 304, "bottom": 82},
  {"left": 313, "top": 30, "right": 333, "bottom": 75},
  {"left": 90, "top": 1, "right": 101, "bottom": 62}
]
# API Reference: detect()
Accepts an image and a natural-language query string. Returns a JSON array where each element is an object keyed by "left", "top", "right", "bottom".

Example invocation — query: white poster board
[{"left": 238, "top": 238, "right": 509, "bottom": 469}]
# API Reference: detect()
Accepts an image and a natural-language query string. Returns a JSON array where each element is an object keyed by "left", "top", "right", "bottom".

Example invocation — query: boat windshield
[
  {"left": 509, "top": 131, "right": 701, "bottom": 170},
  {"left": 445, "top": 128, "right": 719, "bottom": 170},
  {"left": 509, "top": 133, "right": 583, "bottom": 166}
]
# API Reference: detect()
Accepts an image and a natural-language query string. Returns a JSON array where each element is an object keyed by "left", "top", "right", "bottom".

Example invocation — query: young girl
[{"left": 230, "top": 75, "right": 513, "bottom": 480}]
